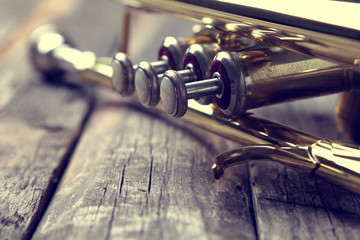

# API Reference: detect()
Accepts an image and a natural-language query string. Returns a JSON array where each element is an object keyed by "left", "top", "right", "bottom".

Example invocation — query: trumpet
[{"left": 28, "top": 0, "right": 360, "bottom": 194}]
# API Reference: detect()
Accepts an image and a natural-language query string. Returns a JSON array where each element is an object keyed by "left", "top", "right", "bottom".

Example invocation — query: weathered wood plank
[
  {"left": 250, "top": 161, "right": 360, "bottom": 240},
  {"left": 32, "top": 89, "right": 257, "bottom": 240},
  {"left": 0, "top": 2, "right": 94, "bottom": 239},
  {"left": 0, "top": 32, "right": 93, "bottom": 240},
  {"left": 0, "top": 57, "right": 92, "bottom": 240},
  {"left": 0, "top": 0, "right": 131, "bottom": 237},
  {"left": 251, "top": 96, "right": 360, "bottom": 240}
]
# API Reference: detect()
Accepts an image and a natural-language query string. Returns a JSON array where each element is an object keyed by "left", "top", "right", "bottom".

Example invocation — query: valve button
[
  {"left": 134, "top": 62, "right": 161, "bottom": 106},
  {"left": 112, "top": 52, "right": 135, "bottom": 96},
  {"left": 135, "top": 67, "right": 151, "bottom": 105},
  {"left": 160, "top": 70, "right": 187, "bottom": 118}
]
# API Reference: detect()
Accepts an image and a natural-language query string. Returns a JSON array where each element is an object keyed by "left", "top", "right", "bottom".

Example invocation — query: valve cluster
[{"left": 113, "top": 34, "right": 258, "bottom": 118}]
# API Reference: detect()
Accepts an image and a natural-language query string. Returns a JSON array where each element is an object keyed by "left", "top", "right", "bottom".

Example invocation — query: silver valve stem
[{"left": 187, "top": 75, "right": 223, "bottom": 99}]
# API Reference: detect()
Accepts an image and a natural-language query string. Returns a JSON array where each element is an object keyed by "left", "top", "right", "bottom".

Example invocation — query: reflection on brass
[
  {"left": 240, "top": 50, "right": 269, "bottom": 63},
  {"left": 212, "top": 145, "right": 315, "bottom": 180},
  {"left": 335, "top": 90, "right": 360, "bottom": 143},
  {"left": 217, "top": 32, "right": 255, "bottom": 51}
]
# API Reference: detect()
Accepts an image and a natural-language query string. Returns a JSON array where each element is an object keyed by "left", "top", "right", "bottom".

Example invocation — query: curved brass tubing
[
  {"left": 213, "top": 140, "right": 360, "bottom": 194},
  {"left": 212, "top": 145, "right": 315, "bottom": 179}
]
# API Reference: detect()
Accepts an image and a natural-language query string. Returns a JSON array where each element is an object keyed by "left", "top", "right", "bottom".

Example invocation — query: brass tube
[
  {"left": 183, "top": 101, "right": 319, "bottom": 147},
  {"left": 335, "top": 90, "right": 360, "bottom": 143},
  {"left": 116, "top": 0, "right": 360, "bottom": 70},
  {"left": 243, "top": 53, "right": 360, "bottom": 109}
]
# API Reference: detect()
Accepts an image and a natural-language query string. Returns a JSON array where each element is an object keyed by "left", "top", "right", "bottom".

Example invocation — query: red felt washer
[
  {"left": 210, "top": 60, "right": 231, "bottom": 110},
  {"left": 158, "top": 46, "right": 177, "bottom": 70},
  {"left": 182, "top": 53, "right": 202, "bottom": 81}
]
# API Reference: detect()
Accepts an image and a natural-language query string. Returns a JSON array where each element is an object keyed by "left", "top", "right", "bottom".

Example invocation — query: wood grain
[
  {"left": 0, "top": 0, "right": 127, "bottom": 237},
  {"left": 0, "top": 3, "right": 92, "bottom": 239},
  {"left": 32, "top": 90, "right": 257, "bottom": 240},
  {"left": 0, "top": 54, "right": 92, "bottom": 239},
  {"left": 251, "top": 97, "right": 360, "bottom": 240}
]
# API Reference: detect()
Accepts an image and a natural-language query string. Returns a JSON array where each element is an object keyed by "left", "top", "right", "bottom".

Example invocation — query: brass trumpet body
[{"left": 29, "top": 1, "right": 360, "bottom": 194}]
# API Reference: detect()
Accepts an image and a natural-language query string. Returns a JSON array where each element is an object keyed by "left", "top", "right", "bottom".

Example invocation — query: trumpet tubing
[{"left": 116, "top": 0, "right": 360, "bottom": 69}]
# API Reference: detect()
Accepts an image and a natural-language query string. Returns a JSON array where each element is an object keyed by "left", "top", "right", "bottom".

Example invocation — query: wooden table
[{"left": 1, "top": 1, "right": 360, "bottom": 239}]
